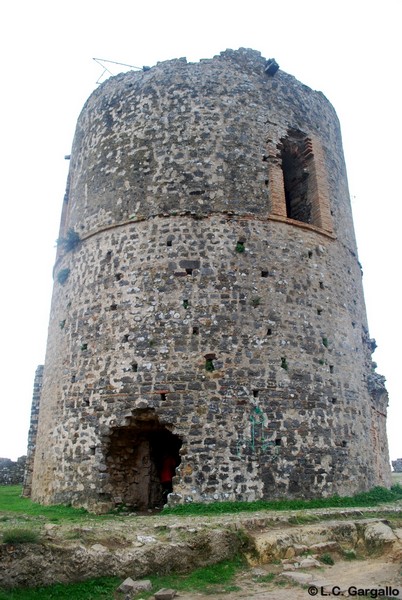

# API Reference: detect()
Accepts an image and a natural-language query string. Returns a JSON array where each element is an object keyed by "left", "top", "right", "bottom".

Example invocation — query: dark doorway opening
[{"left": 105, "top": 412, "right": 182, "bottom": 510}]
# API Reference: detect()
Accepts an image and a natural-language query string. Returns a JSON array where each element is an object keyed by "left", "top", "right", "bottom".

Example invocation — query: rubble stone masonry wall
[
  {"left": 0, "top": 457, "right": 26, "bottom": 485},
  {"left": 28, "top": 49, "right": 390, "bottom": 511}
]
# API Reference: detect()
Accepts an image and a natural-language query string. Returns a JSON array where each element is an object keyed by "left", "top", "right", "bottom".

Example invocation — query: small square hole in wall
[
  {"left": 261, "top": 270, "right": 269, "bottom": 278},
  {"left": 332, "top": 397, "right": 337, "bottom": 404},
  {"left": 115, "top": 273, "right": 123, "bottom": 281},
  {"left": 235, "top": 240, "right": 245, "bottom": 253},
  {"left": 89, "top": 447, "right": 95, "bottom": 455},
  {"left": 317, "top": 308, "right": 322, "bottom": 316},
  {"left": 83, "top": 398, "right": 90, "bottom": 406},
  {"left": 110, "top": 303, "right": 118, "bottom": 310},
  {"left": 160, "top": 393, "right": 167, "bottom": 401},
  {"left": 71, "top": 374, "right": 76, "bottom": 383},
  {"left": 186, "top": 268, "right": 193, "bottom": 276},
  {"left": 329, "top": 365, "right": 334, "bottom": 374},
  {"left": 267, "top": 328, "right": 272, "bottom": 336},
  {"left": 308, "top": 250, "right": 313, "bottom": 258},
  {"left": 123, "top": 334, "right": 129, "bottom": 343},
  {"left": 192, "top": 326, "right": 200, "bottom": 335},
  {"left": 167, "top": 239, "right": 173, "bottom": 247},
  {"left": 252, "top": 389, "right": 259, "bottom": 398},
  {"left": 342, "top": 440, "right": 348, "bottom": 448},
  {"left": 275, "top": 438, "right": 282, "bottom": 446},
  {"left": 319, "top": 281, "right": 324, "bottom": 289},
  {"left": 131, "top": 362, "right": 138, "bottom": 373}
]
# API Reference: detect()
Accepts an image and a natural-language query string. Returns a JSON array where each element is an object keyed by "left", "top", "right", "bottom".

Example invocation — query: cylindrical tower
[{"left": 30, "top": 49, "right": 390, "bottom": 511}]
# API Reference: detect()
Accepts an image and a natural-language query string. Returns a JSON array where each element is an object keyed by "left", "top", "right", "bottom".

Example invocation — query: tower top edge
[{"left": 88, "top": 47, "right": 330, "bottom": 108}]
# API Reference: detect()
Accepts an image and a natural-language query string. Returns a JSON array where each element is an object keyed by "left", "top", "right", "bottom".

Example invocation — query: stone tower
[{"left": 28, "top": 49, "right": 391, "bottom": 511}]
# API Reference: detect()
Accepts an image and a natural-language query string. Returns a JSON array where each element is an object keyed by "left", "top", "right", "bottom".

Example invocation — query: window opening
[
  {"left": 192, "top": 326, "right": 200, "bottom": 335},
  {"left": 261, "top": 270, "right": 269, "bottom": 278},
  {"left": 252, "top": 389, "right": 259, "bottom": 398},
  {"left": 280, "top": 132, "right": 315, "bottom": 225}
]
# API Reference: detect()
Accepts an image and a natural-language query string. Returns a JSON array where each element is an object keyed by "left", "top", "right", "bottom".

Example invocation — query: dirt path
[{"left": 174, "top": 558, "right": 402, "bottom": 599}]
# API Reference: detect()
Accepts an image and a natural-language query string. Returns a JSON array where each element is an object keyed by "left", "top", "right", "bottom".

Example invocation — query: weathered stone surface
[
  {"left": 392, "top": 458, "right": 402, "bottom": 472},
  {"left": 298, "top": 557, "right": 321, "bottom": 568},
  {"left": 0, "top": 456, "right": 26, "bottom": 485},
  {"left": 364, "top": 521, "right": 398, "bottom": 549},
  {"left": 27, "top": 47, "right": 391, "bottom": 511},
  {"left": 0, "top": 526, "right": 241, "bottom": 589},
  {"left": 117, "top": 577, "right": 152, "bottom": 593},
  {"left": 154, "top": 589, "right": 177, "bottom": 600}
]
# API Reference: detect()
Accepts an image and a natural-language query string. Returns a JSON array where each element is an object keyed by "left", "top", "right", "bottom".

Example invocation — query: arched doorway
[{"left": 105, "top": 411, "right": 182, "bottom": 510}]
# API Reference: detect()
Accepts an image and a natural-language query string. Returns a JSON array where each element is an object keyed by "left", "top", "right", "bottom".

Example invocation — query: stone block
[
  {"left": 154, "top": 589, "right": 177, "bottom": 600},
  {"left": 118, "top": 578, "right": 152, "bottom": 594}
]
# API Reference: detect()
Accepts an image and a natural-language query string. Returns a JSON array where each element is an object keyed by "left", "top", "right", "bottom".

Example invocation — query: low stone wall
[
  {"left": 0, "top": 457, "right": 26, "bottom": 485},
  {"left": 392, "top": 459, "right": 402, "bottom": 473}
]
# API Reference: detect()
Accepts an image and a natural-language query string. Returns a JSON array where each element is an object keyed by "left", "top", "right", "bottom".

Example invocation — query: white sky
[{"left": 0, "top": 0, "right": 401, "bottom": 467}]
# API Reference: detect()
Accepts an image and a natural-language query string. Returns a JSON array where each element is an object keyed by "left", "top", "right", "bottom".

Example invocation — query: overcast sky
[{"left": 0, "top": 0, "right": 400, "bottom": 466}]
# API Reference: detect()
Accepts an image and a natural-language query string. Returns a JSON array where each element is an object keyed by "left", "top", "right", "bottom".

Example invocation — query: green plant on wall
[
  {"left": 281, "top": 357, "right": 288, "bottom": 370},
  {"left": 57, "top": 268, "right": 70, "bottom": 285},
  {"left": 235, "top": 241, "right": 245, "bottom": 253},
  {"left": 57, "top": 228, "right": 80, "bottom": 252},
  {"left": 250, "top": 297, "right": 261, "bottom": 307},
  {"left": 205, "top": 358, "right": 215, "bottom": 372}
]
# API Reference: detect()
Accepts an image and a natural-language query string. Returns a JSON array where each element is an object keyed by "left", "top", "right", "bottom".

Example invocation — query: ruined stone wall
[
  {"left": 392, "top": 459, "right": 402, "bottom": 473},
  {"left": 22, "top": 365, "right": 43, "bottom": 496},
  {"left": 30, "top": 49, "right": 390, "bottom": 510},
  {"left": 0, "top": 457, "right": 26, "bottom": 485}
]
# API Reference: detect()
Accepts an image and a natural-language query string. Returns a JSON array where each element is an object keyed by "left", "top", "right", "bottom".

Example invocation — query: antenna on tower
[{"left": 93, "top": 58, "right": 142, "bottom": 84}]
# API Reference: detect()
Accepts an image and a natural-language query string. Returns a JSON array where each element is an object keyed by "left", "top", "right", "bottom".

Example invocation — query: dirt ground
[{"left": 172, "top": 558, "right": 402, "bottom": 599}]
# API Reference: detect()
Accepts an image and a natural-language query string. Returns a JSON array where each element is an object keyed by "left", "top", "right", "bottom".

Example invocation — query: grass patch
[
  {"left": 319, "top": 552, "right": 335, "bottom": 565},
  {"left": 0, "top": 486, "right": 92, "bottom": 522},
  {"left": 2, "top": 528, "right": 40, "bottom": 544},
  {"left": 2, "top": 484, "right": 402, "bottom": 523},
  {"left": 145, "top": 557, "right": 245, "bottom": 596},
  {"left": 163, "top": 485, "right": 402, "bottom": 516},
  {"left": 0, "top": 577, "right": 120, "bottom": 600},
  {"left": 0, "top": 560, "right": 245, "bottom": 599},
  {"left": 343, "top": 549, "right": 358, "bottom": 560}
]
